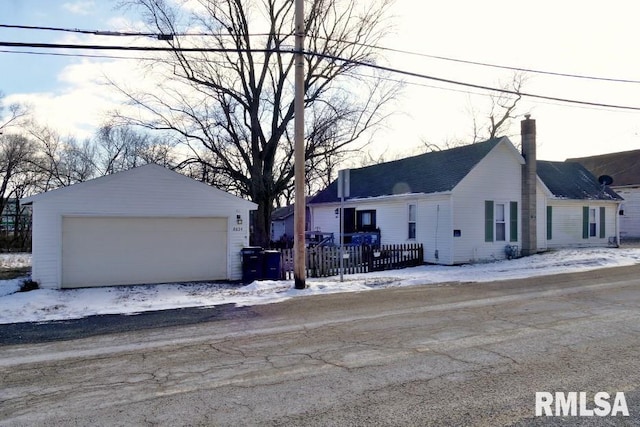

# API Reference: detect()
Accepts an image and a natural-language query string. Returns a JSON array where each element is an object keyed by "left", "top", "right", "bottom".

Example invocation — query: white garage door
[{"left": 62, "top": 216, "right": 227, "bottom": 288}]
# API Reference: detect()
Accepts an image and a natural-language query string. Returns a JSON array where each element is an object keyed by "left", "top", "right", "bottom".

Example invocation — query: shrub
[{"left": 18, "top": 278, "right": 39, "bottom": 292}]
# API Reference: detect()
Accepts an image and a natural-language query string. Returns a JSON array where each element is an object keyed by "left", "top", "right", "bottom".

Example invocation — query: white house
[
  {"left": 568, "top": 149, "right": 640, "bottom": 240},
  {"left": 22, "top": 164, "right": 257, "bottom": 289},
  {"left": 308, "top": 117, "right": 623, "bottom": 265}
]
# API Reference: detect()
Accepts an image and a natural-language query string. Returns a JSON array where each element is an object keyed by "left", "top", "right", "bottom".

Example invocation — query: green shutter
[
  {"left": 510, "top": 201, "right": 518, "bottom": 242},
  {"left": 599, "top": 207, "right": 606, "bottom": 238},
  {"left": 546, "top": 206, "right": 553, "bottom": 240},
  {"left": 485, "top": 201, "right": 494, "bottom": 242},
  {"left": 582, "top": 206, "right": 589, "bottom": 239}
]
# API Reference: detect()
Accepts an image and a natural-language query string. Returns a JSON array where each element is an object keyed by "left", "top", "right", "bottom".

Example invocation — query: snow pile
[
  {"left": 1, "top": 247, "right": 640, "bottom": 324},
  {"left": 0, "top": 253, "right": 31, "bottom": 269}
]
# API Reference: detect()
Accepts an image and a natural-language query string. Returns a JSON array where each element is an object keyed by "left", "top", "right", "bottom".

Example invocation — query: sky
[
  {"left": 1, "top": 1, "right": 640, "bottom": 164},
  {"left": 2, "top": 246, "right": 640, "bottom": 324}
]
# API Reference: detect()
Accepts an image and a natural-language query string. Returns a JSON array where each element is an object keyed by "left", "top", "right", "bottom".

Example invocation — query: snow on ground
[
  {"left": 1, "top": 247, "right": 640, "bottom": 325},
  {"left": 0, "top": 253, "right": 31, "bottom": 270}
]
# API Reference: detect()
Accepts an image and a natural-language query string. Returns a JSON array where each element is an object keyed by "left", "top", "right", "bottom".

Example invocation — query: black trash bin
[
  {"left": 262, "top": 250, "right": 281, "bottom": 280},
  {"left": 241, "top": 247, "right": 263, "bottom": 283}
]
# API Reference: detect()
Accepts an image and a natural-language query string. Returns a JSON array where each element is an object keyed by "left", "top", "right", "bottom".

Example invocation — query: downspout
[
  {"left": 434, "top": 204, "right": 439, "bottom": 261},
  {"left": 616, "top": 201, "right": 622, "bottom": 247}
]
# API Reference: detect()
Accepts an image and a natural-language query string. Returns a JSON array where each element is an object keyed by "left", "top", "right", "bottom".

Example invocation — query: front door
[{"left": 343, "top": 208, "right": 356, "bottom": 244}]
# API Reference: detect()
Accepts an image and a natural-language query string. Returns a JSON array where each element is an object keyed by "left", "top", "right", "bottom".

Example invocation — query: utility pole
[
  {"left": 293, "top": 0, "right": 306, "bottom": 289},
  {"left": 338, "top": 169, "right": 350, "bottom": 282}
]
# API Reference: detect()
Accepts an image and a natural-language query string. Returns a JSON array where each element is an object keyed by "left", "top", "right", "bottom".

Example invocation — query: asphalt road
[{"left": 1, "top": 265, "right": 639, "bottom": 426}]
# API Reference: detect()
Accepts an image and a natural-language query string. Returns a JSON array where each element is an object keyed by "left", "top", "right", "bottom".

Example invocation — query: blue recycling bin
[
  {"left": 241, "top": 247, "right": 263, "bottom": 283},
  {"left": 262, "top": 250, "right": 281, "bottom": 280}
]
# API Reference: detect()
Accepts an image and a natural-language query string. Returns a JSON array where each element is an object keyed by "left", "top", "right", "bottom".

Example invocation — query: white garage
[{"left": 23, "top": 164, "right": 257, "bottom": 289}]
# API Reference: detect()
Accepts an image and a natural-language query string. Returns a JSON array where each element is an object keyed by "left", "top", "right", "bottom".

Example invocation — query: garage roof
[{"left": 22, "top": 164, "right": 257, "bottom": 208}]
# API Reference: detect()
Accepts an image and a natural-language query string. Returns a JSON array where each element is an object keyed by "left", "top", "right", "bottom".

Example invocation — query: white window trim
[
  {"left": 495, "top": 202, "right": 507, "bottom": 242},
  {"left": 408, "top": 203, "right": 417, "bottom": 240}
]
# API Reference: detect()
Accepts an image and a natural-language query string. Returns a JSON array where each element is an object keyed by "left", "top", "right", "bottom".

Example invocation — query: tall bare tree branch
[{"left": 113, "top": 0, "right": 400, "bottom": 246}]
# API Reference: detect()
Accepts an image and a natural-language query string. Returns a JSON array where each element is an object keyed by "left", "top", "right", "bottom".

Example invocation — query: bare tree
[
  {"left": 27, "top": 123, "right": 178, "bottom": 193},
  {"left": 0, "top": 94, "right": 32, "bottom": 206},
  {"left": 0, "top": 92, "right": 29, "bottom": 133},
  {"left": 28, "top": 126, "right": 97, "bottom": 190},
  {"left": 95, "top": 124, "right": 177, "bottom": 174},
  {"left": 0, "top": 134, "right": 34, "bottom": 223},
  {"left": 472, "top": 72, "right": 527, "bottom": 143},
  {"left": 411, "top": 73, "right": 527, "bottom": 156},
  {"left": 114, "top": 0, "right": 400, "bottom": 246}
]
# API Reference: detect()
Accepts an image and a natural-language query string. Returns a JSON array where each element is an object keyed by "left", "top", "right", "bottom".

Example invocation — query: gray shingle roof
[
  {"left": 567, "top": 149, "right": 640, "bottom": 187},
  {"left": 272, "top": 204, "right": 294, "bottom": 220},
  {"left": 537, "top": 161, "right": 622, "bottom": 200},
  {"left": 310, "top": 138, "right": 503, "bottom": 204},
  {"left": 309, "top": 138, "right": 623, "bottom": 204}
]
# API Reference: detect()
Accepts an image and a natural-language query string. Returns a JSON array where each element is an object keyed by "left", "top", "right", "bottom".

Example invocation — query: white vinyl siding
[
  {"left": 452, "top": 141, "right": 523, "bottom": 263},
  {"left": 308, "top": 194, "right": 452, "bottom": 264},
  {"left": 616, "top": 187, "right": 640, "bottom": 239},
  {"left": 546, "top": 201, "right": 617, "bottom": 249},
  {"left": 25, "top": 165, "right": 255, "bottom": 289},
  {"left": 308, "top": 138, "right": 620, "bottom": 266}
]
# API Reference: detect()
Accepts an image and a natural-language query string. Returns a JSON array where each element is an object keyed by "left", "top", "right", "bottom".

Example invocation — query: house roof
[
  {"left": 310, "top": 137, "right": 505, "bottom": 203},
  {"left": 566, "top": 149, "right": 640, "bottom": 187},
  {"left": 272, "top": 204, "right": 295, "bottom": 220},
  {"left": 537, "top": 161, "right": 622, "bottom": 201}
]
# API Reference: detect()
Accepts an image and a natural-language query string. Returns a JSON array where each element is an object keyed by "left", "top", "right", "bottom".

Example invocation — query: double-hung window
[
  {"left": 589, "top": 208, "right": 597, "bottom": 237},
  {"left": 485, "top": 200, "right": 517, "bottom": 242},
  {"left": 495, "top": 203, "right": 506, "bottom": 241},
  {"left": 582, "top": 206, "right": 606, "bottom": 239},
  {"left": 408, "top": 204, "right": 416, "bottom": 239}
]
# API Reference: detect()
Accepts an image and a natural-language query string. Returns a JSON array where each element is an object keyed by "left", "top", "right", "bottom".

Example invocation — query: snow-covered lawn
[{"left": 2, "top": 247, "right": 640, "bottom": 325}]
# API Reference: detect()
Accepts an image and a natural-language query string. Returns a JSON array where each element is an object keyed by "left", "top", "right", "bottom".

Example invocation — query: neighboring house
[
  {"left": 269, "top": 202, "right": 311, "bottom": 247},
  {"left": 567, "top": 149, "right": 640, "bottom": 239},
  {"left": 271, "top": 204, "right": 294, "bottom": 244},
  {"left": 308, "top": 117, "right": 622, "bottom": 265},
  {"left": 22, "top": 164, "right": 257, "bottom": 289}
]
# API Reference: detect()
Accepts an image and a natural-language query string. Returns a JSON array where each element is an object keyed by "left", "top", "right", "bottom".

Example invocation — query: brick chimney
[{"left": 521, "top": 115, "right": 537, "bottom": 256}]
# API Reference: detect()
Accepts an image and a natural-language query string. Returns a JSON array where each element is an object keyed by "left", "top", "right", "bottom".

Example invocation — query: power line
[
  {"left": 329, "top": 39, "right": 640, "bottom": 85},
  {"left": 3, "top": 47, "right": 630, "bottom": 114},
  {"left": 314, "top": 51, "right": 640, "bottom": 112},
  {"left": 0, "top": 23, "right": 173, "bottom": 40},
  {"left": 2, "top": 40, "right": 640, "bottom": 112},
  {"left": 4, "top": 23, "right": 637, "bottom": 85},
  {"left": 0, "top": 23, "right": 277, "bottom": 40},
  {"left": 0, "top": 40, "right": 277, "bottom": 53},
  {"left": 0, "top": 48, "right": 155, "bottom": 61}
]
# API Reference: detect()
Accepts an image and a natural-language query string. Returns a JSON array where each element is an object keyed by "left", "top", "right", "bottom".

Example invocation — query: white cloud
[
  {"left": 62, "top": 1, "right": 96, "bottom": 16},
  {"left": 6, "top": 57, "right": 152, "bottom": 138}
]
